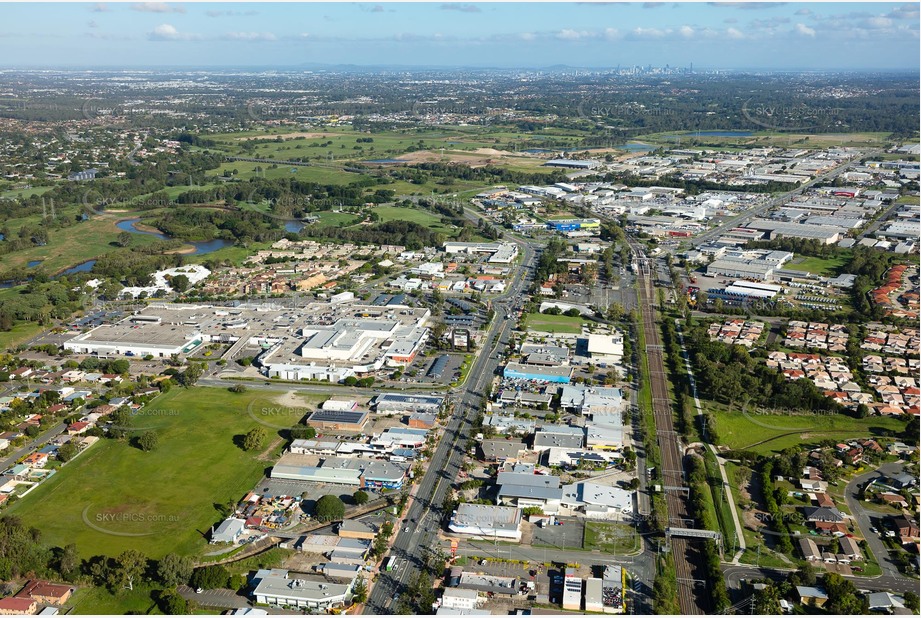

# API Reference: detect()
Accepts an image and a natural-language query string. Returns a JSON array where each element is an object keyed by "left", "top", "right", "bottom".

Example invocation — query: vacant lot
[
  {"left": 791, "top": 255, "right": 850, "bottom": 276},
  {"left": 5, "top": 387, "right": 292, "bottom": 559},
  {"left": 523, "top": 313, "right": 586, "bottom": 334},
  {"left": 583, "top": 521, "right": 639, "bottom": 554},
  {"left": 711, "top": 407, "right": 905, "bottom": 454}
]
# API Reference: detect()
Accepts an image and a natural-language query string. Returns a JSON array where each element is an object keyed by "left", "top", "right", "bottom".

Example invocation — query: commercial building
[
  {"left": 270, "top": 454, "right": 408, "bottom": 489},
  {"left": 372, "top": 393, "right": 444, "bottom": 414},
  {"left": 582, "top": 333, "right": 624, "bottom": 364},
  {"left": 547, "top": 218, "right": 601, "bottom": 233},
  {"left": 559, "top": 385, "right": 624, "bottom": 417},
  {"left": 533, "top": 426, "right": 585, "bottom": 450},
  {"left": 440, "top": 588, "right": 479, "bottom": 611},
  {"left": 251, "top": 569, "right": 355, "bottom": 610},
  {"left": 544, "top": 159, "right": 601, "bottom": 170},
  {"left": 496, "top": 471, "right": 564, "bottom": 513},
  {"left": 562, "top": 568, "right": 582, "bottom": 611},
  {"left": 210, "top": 518, "right": 246, "bottom": 544},
  {"left": 503, "top": 363, "right": 573, "bottom": 384},
  {"left": 448, "top": 503, "right": 523, "bottom": 541},
  {"left": 306, "top": 410, "right": 369, "bottom": 432}
]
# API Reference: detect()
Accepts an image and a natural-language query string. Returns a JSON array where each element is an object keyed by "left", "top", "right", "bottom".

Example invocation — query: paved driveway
[{"left": 178, "top": 585, "right": 251, "bottom": 609}]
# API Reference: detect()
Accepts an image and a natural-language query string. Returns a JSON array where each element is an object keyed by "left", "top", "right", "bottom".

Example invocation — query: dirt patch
[
  {"left": 236, "top": 132, "right": 333, "bottom": 141},
  {"left": 397, "top": 148, "right": 534, "bottom": 168},
  {"left": 273, "top": 390, "right": 309, "bottom": 409},
  {"left": 258, "top": 436, "right": 285, "bottom": 461}
]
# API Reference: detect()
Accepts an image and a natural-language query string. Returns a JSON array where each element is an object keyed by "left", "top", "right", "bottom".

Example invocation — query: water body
[
  {"left": 284, "top": 221, "right": 304, "bottom": 233},
  {"left": 365, "top": 158, "right": 405, "bottom": 164},
  {"left": 617, "top": 143, "right": 654, "bottom": 152},
  {"left": 661, "top": 130, "right": 754, "bottom": 139},
  {"left": 60, "top": 260, "right": 97, "bottom": 276},
  {"left": 117, "top": 218, "right": 232, "bottom": 255},
  {"left": 27, "top": 260, "right": 43, "bottom": 268}
]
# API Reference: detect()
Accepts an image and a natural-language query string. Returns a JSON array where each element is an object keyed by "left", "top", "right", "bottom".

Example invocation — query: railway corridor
[{"left": 632, "top": 246, "right": 708, "bottom": 615}]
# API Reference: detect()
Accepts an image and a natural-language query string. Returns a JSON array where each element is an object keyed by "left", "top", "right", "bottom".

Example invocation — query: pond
[{"left": 117, "top": 218, "right": 233, "bottom": 255}]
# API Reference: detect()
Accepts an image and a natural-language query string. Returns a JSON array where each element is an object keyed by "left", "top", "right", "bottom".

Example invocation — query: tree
[
  {"left": 110, "top": 550, "right": 147, "bottom": 591},
  {"left": 117, "top": 231, "right": 132, "bottom": 247},
  {"left": 190, "top": 565, "right": 231, "bottom": 590},
  {"left": 137, "top": 431, "right": 159, "bottom": 452},
  {"left": 155, "top": 589, "right": 189, "bottom": 615},
  {"left": 904, "top": 591, "right": 919, "bottom": 613},
  {"left": 56, "top": 441, "right": 79, "bottom": 463},
  {"left": 242, "top": 427, "right": 267, "bottom": 451},
  {"left": 170, "top": 275, "right": 190, "bottom": 293},
  {"left": 157, "top": 553, "right": 194, "bottom": 588},
  {"left": 752, "top": 584, "right": 782, "bottom": 615},
  {"left": 352, "top": 576, "right": 368, "bottom": 604},
  {"left": 56, "top": 543, "right": 80, "bottom": 581},
  {"left": 315, "top": 495, "right": 345, "bottom": 522},
  {"left": 353, "top": 490, "right": 369, "bottom": 506}
]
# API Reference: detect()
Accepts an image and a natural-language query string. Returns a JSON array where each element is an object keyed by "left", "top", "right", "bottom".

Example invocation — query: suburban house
[
  {"left": 211, "top": 517, "right": 246, "bottom": 544},
  {"left": 804, "top": 506, "right": 845, "bottom": 523},
  {"left": 892, "top": 515, "right": 920, "bottom": 541},
  {"left": 0, "top": 598, "right": 37, "bottom": 615},
  {"left": 796, "top": 586, "right": 828, "bottom": 608},
  {"left": 14, "top": 581, "right": 74, "bottom": 606},
  {"left": 798, "top": 537, "right": 821, "bottom": 562}
]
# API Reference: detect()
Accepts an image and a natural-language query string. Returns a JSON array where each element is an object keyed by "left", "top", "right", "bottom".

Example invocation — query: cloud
[
  {"left": 87, "top": 20, "right": 99, "bottom": 28},
  {"left": 794, "top": 22, "right": 816, "bottom": 36},
  {"left": 557, "top": 29, "right": 590, "bottom": 40},
  {"left": 440, "top": 4, "right": 480, "bottom": 12},
  {"left": 887, "top": 3, "right": 920, "bottom": 20},
  {"left": 709, "top": 2, "right": 786, "bottom": 9},
  {"left": 519, "top": 32, "right": 536, "bottom": 41},
  {"left": 723, "top": 17, "right": 738, "bottom": 23},
  {"left": 205, "top": 9, "right": 258, "bottom": 17},
  {"left": 794, "top": 8, "right": 811, "bottom": 16},
  {"left": 133, "top": 3, "right": 185, "bottom": 14},
  {"left": 642, "top": 2, "right": 665, "bottom": 7},
  {"left": 679, "top": 25, "right": 694, "bottom": 37},
  {"left": 726, "top": 27, "right": 745, "bottom": 39},
  {"left": 86, "top": 31, "right": 131, "bottom": 40},
  {"left": 630, "top": 27, "right": 665, "bottom": 38},
  {"left": 89, "top": 3, "right": 110, "bottom": 11},
  {"left": 147, "top": 23, "right": 199, "bottom": 40},
  {"left": 223, "top": 31, "right": 277, "bottom": 41}
]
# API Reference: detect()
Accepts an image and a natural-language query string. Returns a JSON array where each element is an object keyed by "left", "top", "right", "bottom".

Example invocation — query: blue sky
[{"left": 0, "top": 2, "right": 918, "bottom": 69}]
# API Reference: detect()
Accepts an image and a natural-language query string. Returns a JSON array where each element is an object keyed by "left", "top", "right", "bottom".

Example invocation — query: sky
[{"left": 0, "top": 2, "right": 918, "bottom": 70}]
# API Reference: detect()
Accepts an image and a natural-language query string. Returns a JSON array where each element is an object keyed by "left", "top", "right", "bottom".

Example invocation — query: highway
[
  {"left": 722, "top": 564, "right": 921, "bottom": 596},
  {"left": 630, "top": 239, "right": 707, "bottom": 615},
  {"left": 364, "top": 238, "right": 538, "bottom": 614}
]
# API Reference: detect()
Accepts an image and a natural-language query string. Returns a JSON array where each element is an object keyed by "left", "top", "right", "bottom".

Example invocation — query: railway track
[{"left": 630, "top": 240, "right": 707, "bottom": 615}]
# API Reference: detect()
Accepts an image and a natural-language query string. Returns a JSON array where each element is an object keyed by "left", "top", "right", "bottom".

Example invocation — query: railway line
[{"left": 629, "top": 239, "right": 708, "bottom": 615}]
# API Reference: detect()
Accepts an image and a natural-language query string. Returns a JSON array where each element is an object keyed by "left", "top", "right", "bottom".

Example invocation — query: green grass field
[
  {"left": 711, "top": 407, "right": 905, "bottom": 455},
  {"left": 523, "top": 313, "right": 585, "bottom": 334},
  {"left": 315, "top": 211, "right": 360, "bottom": 227},
  {"left": 2, "top": 216, "right": 163, "bottom": 274},
  {"left": 0, "top": 318, "right": 44, "bottom": 351},
  {"left": 583, "top": 522, "right": 639, "bottom": 554},
  {"left": 0, "top": 186, "right": 54, "bottom": 200},
  {"left": 4, "top": 387, "right": 303, "bottom": 559},
  {"left": 790, "top": 255, "right": 851, "bottom": 276}
]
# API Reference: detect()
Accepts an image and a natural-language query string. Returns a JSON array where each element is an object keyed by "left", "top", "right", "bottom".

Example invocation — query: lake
[{"left": 117, "top": 218, "right": 232, "bottom": 255}]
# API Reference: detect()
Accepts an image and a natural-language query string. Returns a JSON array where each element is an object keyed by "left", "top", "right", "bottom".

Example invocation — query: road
[
  {"left": 844, "top": 462, "right": 909, "bottom": 578},
  {"left": 364, "top": 238, "right": 538, "bottom": 614},
  {"left": 690, "top": 152, "right": 879, "bottom": 248},
  {"left": 0, "top": 421, "right": 66, "bottom": 472},
  {"left": 722, "top": 564, "right": 920, "bottom": 596}
]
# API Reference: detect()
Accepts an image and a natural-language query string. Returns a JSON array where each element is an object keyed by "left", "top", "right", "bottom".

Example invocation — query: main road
[{"left": 364, "top": 237, "right": 538, "bottom": 614}]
